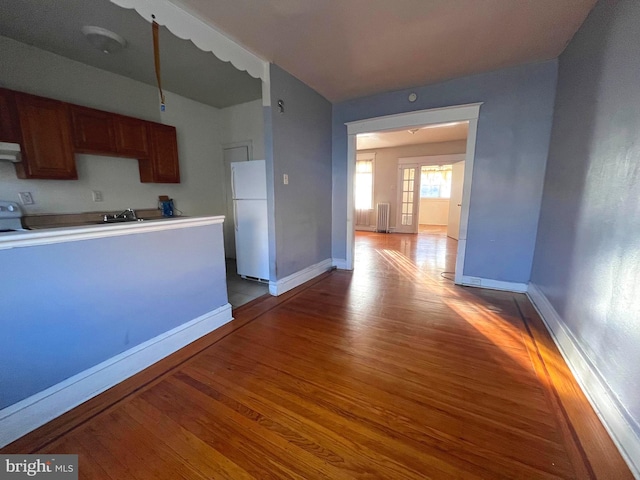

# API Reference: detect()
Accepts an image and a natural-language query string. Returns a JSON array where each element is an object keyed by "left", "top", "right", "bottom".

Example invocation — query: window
[
  {"left": 355, "top": 154, "right": 374, "bottom": 209},
  {"left": 420, "top": 165, "right": 452, "bottom": 198}
]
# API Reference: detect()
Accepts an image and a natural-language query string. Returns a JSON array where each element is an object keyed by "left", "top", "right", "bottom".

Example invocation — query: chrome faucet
[
  {"left": 103, "top": 208, "right": 137, "bottom": 222},
  {"left": 114, "top": 208, "right": 137, "bottom": 220}
]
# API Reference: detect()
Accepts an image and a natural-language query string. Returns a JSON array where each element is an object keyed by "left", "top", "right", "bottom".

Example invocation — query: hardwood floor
[{"left": 3, "top": 227, "right": 632, "bottom": 479}]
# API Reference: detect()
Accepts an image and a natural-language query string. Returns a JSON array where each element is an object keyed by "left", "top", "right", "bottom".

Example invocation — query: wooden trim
[
  {"left": 108, "top": 0, "right": 268, "bottom": 83},
  {"left": 398, "top": 154, "right": 466, "bottom": 165},
  {"left": 0, "top": 304, "right": 233, "bottom": 448},
  {"left": 459, "top": 275, "right": 529, "bottom": 293},
  {"left": 0, "top": 216, "right": 224, "bottom": 250},
  {"left": 345, "top": 103, "right": 482, "bottom": 135},
  {"left": 268, "top": 258, "right": 333, "bottom": 296},
  {"left": 527, "top": 284, "right": 640, "bottom": 478},
  {"left": 332, "top": 258, "right": 348, "bottom": 269},
  {"left": 0, "top": 271, "right": 331, "bottom": 454},
  {"left": 345, "top": 103, "right": 482, "bottom": 279}
]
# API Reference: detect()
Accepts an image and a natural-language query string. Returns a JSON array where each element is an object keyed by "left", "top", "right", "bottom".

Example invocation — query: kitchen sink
[{"left": 102, "top": 217, "right": 145, "bottom": 224}]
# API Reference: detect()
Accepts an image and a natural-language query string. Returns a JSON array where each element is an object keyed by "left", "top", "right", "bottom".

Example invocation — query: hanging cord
[
  {"left": 152, "top": 17, "right": 165, "bottom": 110},
  {"left": 440, "top": 271, "right": 455, "bottom": 281}
]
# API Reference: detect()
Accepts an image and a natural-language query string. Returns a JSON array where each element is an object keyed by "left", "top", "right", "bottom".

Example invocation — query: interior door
[
  {"left": 447, "top": 160, "right": 465, "bottom": 239},
  {"left": 396, "top": 164, "right": 420, "bottom": 233},
  {"left": 223, "top": 145, "right": 249, "bottom": 258}
]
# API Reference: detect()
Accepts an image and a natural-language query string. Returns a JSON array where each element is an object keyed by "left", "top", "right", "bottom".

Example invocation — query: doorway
[
  {"left": 446, "top": 160, "right": 465, "bottom": 240},
  {"left": 396, "top": 163, "right": 419, "bottom": 233},
  {"left": 395, "top": 158, "right": 466, "bottom": 237},
  {"left": 345, "top": 103, "right": 482, "bottom": 284}
]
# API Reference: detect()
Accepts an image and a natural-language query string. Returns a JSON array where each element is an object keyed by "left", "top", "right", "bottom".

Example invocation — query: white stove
[{"left": 0, "top": 200, "right": 27, "bottom": 232}]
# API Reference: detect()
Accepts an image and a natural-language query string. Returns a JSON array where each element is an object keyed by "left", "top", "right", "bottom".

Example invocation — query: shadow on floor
[{"left": 226, "top": 258, "right": 269, "bottom": 308}]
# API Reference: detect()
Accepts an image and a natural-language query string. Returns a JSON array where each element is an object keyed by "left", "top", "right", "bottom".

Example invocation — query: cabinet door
[
  {"left": 114, "top": 116, "right": 148, "bottom": 157},
  {"left": 145, "top": 123, "right": 180, "bottom": 183},
  {"left": 71, "top": 105, "right": 116, "bottom": 154},
  {"left": 15, "top": 93, "right": 77, "bottom": 179},
  {"left": 0, "top": 88, "right": 21, "bottom": 143}
]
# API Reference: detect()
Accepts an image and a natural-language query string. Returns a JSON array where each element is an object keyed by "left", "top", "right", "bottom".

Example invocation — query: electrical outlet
[
  {"left": 18, "top": 192, "right": 34, "bottom": 205},
  {"left": 92, "top": 190, "right": 103, "bottom": 202},
  {"left": 283, "top": 174, "right": 289, "bottom": 185}
]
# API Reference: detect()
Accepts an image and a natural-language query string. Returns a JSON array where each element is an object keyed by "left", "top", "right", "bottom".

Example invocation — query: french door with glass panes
[{"left": 396, "top": 164, "right": 420, "bottom": 233}]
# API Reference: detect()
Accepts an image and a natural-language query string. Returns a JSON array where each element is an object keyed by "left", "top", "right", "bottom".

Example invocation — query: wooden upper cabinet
[
  {"left": 141, "top": 123, "right": 180, "bottom": 183},
  {"left": 14, "top": 92, "right": 77, "bottom": 180},
  {"left": 0, "top": 88, "right": 21, "bottom": 143},
  {"left": 3, "top": 88, "right": 180, "bottom": 183},
  {"left": 71, "top": 105, "right": 116, "bottom": 154},
  {"left": 114, "top": 116, "right": 148, "bottom": 158}
]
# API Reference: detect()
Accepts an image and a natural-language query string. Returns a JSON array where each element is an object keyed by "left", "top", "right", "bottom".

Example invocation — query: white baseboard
[
  {"left": 355, "top": 226, "right": 376, "bottom": 232},
  {"left": 0, "top": 303, "right": 233, "bottom": 448},
  {"left": 527, "top": 284, "right": 640, "bottom": 479},
  {"left": 459, "top": 275, "right": 528, "bottom": 293},
  {"left": 332, "top": 258, "right": 349, "bottom": 270},
  {"left": 269, "top": 259, "right": 333, "bottom": 296}
]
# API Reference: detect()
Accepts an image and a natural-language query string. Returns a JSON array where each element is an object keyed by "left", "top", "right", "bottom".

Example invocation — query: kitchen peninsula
[{"left": 0, "top": 215, "right": 230, "bottom": 447}]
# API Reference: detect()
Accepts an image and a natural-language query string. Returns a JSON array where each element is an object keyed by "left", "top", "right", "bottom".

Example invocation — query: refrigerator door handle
[
  {"left": 233, "top": 201, "right": 238, "bottom": 231},
  {"left": 231, "top": 166, "right": 236, "bottom": 200}
]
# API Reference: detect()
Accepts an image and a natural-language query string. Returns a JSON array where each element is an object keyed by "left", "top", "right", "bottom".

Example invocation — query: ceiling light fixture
[{"left": 81, "top": 26, "right": 127, "bottom": 54}]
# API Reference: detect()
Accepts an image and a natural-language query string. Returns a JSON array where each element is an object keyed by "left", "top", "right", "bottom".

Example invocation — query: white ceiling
[
  {"left": 171, "top": 0, "right": 597, "bottom": 102},
  {"left": 0, "top": 0, "right": 598, "bottom": 106},
  {"left": 0, "top": 0, "right": 262, "bottom": 108},
  {"left": 357, "top": 121, "right": 468, "bottom": 150}
]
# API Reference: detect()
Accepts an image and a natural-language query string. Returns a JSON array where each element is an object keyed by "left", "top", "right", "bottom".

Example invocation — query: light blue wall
[
  {"left": 266, "top": 64, "right": 333, "bottom": 279},
  {"left": 0, "top": 224, "right": 228, "bottom": 409},
  {"left": 332, "top": 61, "right": 558, "bottom": 283},
  {"left": 531, "top": 0, "right": 640, "bottom": 436}
]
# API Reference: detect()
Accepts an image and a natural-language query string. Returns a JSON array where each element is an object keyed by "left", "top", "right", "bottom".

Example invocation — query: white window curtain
[{"left": 355, "top": 154, "right": 375, "bottom": 210}]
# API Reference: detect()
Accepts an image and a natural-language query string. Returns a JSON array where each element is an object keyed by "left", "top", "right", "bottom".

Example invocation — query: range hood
[{"left": 0, "top": 142, "right": 21, "bottom": 163}]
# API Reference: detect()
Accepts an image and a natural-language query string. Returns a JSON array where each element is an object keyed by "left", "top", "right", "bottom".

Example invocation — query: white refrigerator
[{"left": 231, "top": 160, "right": 269, "bottom": 281}]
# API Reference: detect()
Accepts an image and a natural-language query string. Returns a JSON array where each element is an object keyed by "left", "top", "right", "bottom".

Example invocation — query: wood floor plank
[
  {"left": 183, "top": 361, "right": 490, "bottom": 480},
  {"left": 196, "top": 338, "right": 575, "bottom": 478},
  {"left": 228, "top": 316, "right": 560, "bottom": 439},
  {"left": 40, "top": 438, "right": 116, "bottom": 480},
  {"left": 123, "top": 397, "right": 255, "bottom": 480},
  {"left": 514, "top": 296, "right": 635, "bottom": 480},
  {"left": 174, "top": 369, "right": 442, "bottom": 479},
  {"left": 2, "top": 227, "right": 632, "bottom": 479}
]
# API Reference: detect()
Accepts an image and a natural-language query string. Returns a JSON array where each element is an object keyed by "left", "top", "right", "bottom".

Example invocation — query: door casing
[
  {"left": 395, "top": 163, "right": 420, "bottom": 234},
  {"left": 345, "top": 103, "right": 482, "bottom": 285},
  {"left": 447, "top": 160, "right": 466, "bottom": 240}
]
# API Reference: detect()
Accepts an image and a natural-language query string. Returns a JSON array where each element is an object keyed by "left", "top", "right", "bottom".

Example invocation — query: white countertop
[{"left": 0, "top": 215, "right": 225, "bottom": 250}]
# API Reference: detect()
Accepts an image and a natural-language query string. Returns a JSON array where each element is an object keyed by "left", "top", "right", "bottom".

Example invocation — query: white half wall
[{"left": 0, "top": 304, "right": 233, "bottom": 448}]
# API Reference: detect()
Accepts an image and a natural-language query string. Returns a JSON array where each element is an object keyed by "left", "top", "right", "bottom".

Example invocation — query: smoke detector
[{"left": 81, "top": 26, "right": 127, "bottom": 54}]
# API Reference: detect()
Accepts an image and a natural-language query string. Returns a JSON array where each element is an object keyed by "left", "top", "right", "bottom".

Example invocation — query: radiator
[
  {"left": 376, "top": 203, "right": 390, "bottom": 233},
  {"left": 356, "top": 209, "right": 372, "bottom": 226}
]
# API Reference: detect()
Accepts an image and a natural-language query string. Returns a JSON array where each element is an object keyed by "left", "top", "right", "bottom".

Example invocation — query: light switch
[
  {"left": 283, "top": 174, "right": 289, "bottom": 185},
  {"left": 92, "top": 190, "right": 103, "bottom": 202},
  {"left": 18, "top": 192, "right": 34, "bottom": 205}
]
